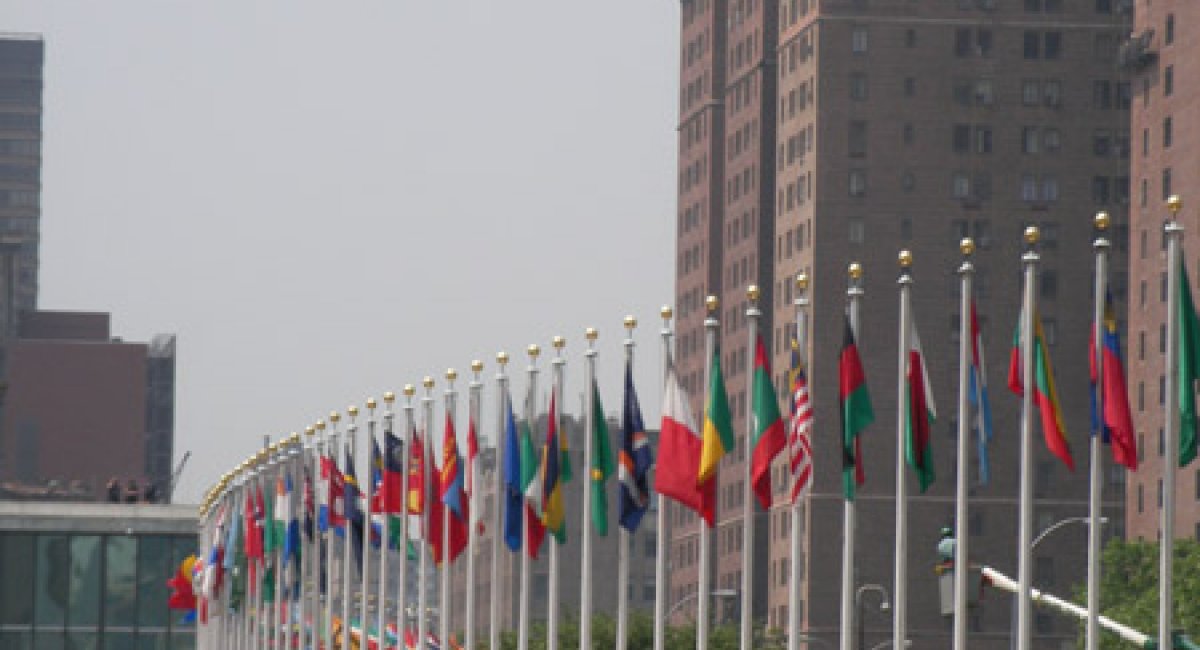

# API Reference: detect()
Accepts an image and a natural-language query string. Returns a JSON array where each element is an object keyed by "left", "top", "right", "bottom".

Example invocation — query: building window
[
  {"left": 974, "top": 126, "right": 993, "bottom": 154},
  {"left": 1166, "top": 13, "right": 1175, "bottom": 45},
  {"left": 975, "top": 79, "right": 993, "bottom": 104},
  {"left": 1164, "top": 117, "right": 1173, "bottom": 148},
  {"left": 953, "top": 124, "right": 970, "bottom": 153},
  {"left": 850, "top": 73, "right": 868, "bottom": 100},
  {"left": 852, "top": 26, "right": 868, "bottom": 53},
  {"left": 1094, "top": 129, "right": 1111, "bottom": 156},
  {"left": 848, "top": 216, "right": 865, "bottom": 242},
  {"left": 955, "top": 28, "right": 972, "bottom": 57},
  {"left": 1042, "top": 177, "right": 1058, "bottom": 202},
  {"left": 1165, "top": 66, "right": 1174, "bottom": 96},
  {"left": 1044, "top": 32, "right": 1062, "bottom": 59},
  {"left": 1043, "top": 128, "right": 1061, "bottom": 152},
  {"left": 1093, "top": 176, "right": 1111, "bottom": 204},
  {"left": 904, "top": 77, "right": 916, "bottom": 97},
  {"left": 1094, "top": 80, "right": 1112, "bottom": 109},
  {"left": 1163, "top": 168, "right": 1173, "bottom": 201},
  {"left": 1096, "top": 0, "right": 1112, "bottom": 12},
  {"left": 849, "top": 169, "right": 867, "bottom": 197},
  {"left": 1044, "top": 80, "right": 1061, "bottom": 107},
  {"left": 1021, "top": 174, "right": 1038, "bottom": 201},
  {"left": 952, "top": 172, "right": 970, "bottom": 199},
  {"left": 1024, "top": 31, "right": 1040, "bottom": 59},
  {"left": 849, "top": 121, "right": 867, "bottom": 157},
  {"left": 1022, "top": 79, "right": 1040, "bottom": 105},
  {"left": 1023, "top": 127, "right": 1040, "bottom": 154}
]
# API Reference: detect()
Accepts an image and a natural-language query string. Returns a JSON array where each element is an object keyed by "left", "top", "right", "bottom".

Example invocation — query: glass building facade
[{"left": 0, "top": 502, "right": 197, "bottom": 650}]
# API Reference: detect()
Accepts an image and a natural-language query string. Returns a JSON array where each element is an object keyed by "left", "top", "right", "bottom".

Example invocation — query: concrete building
[
  {"left": 0, "top": 311, "right": 177, "bottom": 502},
  {"left": 671, "top": 1, "right": 1131, "bottom": 647},
  {"left": 0, "top": 33, "right": 42, "bottom": 338},
  {"left": 1125, "top": 1, "right": 1200, "bottom": 542},
  {"left": 0, "top": 500, "right": 198, "bottom": 649}
]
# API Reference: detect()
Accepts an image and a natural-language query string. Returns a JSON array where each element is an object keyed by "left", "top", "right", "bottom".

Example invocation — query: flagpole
[
  {"left": 491, "top": 353, "right": 510, "bottom": 650},
  {"left": 318, "top": 418, "right": 334, "bottom": 650},
  {"left": 841, "top": 263, "right": 863, "bottom": 650},
  {"left": 360, "top": 400, "right": 377, "bottom": 647},
  {"left": 582, "top": 327, "right": 600, "bottom": 650},
  {"left": 468, "top": 361, "right": 484, "bottom": 650},
  {"left": 420, "top": 377, "right": 435, "bottom": 650},
  {"left": 400, "top": 385, "right": 417, "bottom": 644},
  {"left": 787, "top": 273, "right": 809, "bottom": 650},
  {"left": 1017, "top": 227, "right": 1040, "bottom": 650},
  {"left": 284, "top": 436, "right": 298, "bottom": 650},
  {"left": 655, "top": 305, "right": 673, "bottom": 650},
  {"left": 617, "top": 321, "right": 633, "bottom": 650},
  {"left": 894, "top": 254, "right": 914, "bottom": 650},
  {"left": 380, "top": 392, "right": 396, "bottom": 650},
  {"left": 271, "top": 442, "right": 284, "bottom": 650},
  {"left": 1161, "top": 196, "right": 1184, "bottom": 650},
  {"left": 699, "top": 294, "right": 719, "bottom": 650},
  {"left": 519, "top": 346, "right": 540, "bottom": 650},
  {"left": 742, "top": 285, "right": 762, "bottom": 650},
  {"left": 301, "top": 427, "right": 314, "bottom": 650},
  {"left": 548, "top": 337, "right": 567, "bottom": 650},
  {"left": 1087, "top": 212, "right": 1111, "bottom": 650},
  {"left": 953, "top": 240, "right": 974, "bottom": 650},
  {"left": 442, "top": 370, "right": 458, "bottom": 649},
  {"left": 249, "top": 451, "right": 263, "bottom": 650},
  {"left": 343, "top": 406, "right": 360, "bottom": 649}
]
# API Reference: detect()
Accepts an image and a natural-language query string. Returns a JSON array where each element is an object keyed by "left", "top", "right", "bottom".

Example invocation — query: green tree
[{"left": 1074, "top": 539, "right": 1200, "bottom": 649}]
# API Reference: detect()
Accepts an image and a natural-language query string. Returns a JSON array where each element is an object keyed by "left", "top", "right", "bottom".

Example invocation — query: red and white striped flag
[{"left": 787, "top": 346, "right": 814, "bottom": 502}]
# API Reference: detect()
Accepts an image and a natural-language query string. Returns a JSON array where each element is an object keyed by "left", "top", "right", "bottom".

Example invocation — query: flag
[
  {"left": 283, "top": 473, "right": 302, "bottom": 572},
  {"left": 303, "top": 465, "right": 315, "bottom": 541},
  {"left": 1089, "top": 291, "right": 1138, "bottom": 470},
  {"left": 968, "top": 300, "right": 994, "bottom": 485},
  {"left": 319, "top": 454, "right": 346, "bottom": 532},
  {"left": 264, "top": 478, "right": 279, "bottom": 556},
  {"left": 540, "top": 392, "right": 567, "bottom": 544},
  {"left": 904, "top": 316, "right": 937, "bottom": 492},
  {"left": 224, "top": 494, "right": 242, "bottom": 574},
  {"left": 520, "top": 395, "right": 547, "bottom": 558},
  {"left": 1008, "top": 310, "right": 1074, "bottom": 470},
  {"left": 272, "top": 475, "right": 289, "bottom": 553},
  {"left": 840, "top": 315, "right": 875, "bottom": 500},
  {"left": 787, "top": 340, "right": 814, "bottom": 503},
  {"left": 619, "top": 362, "right": 653, "bottom": 533},
  {"left": 656, "top": 354, "right": 715, "bottom": 524},
  {"left": 501, "top": 392, "right": 524, "bottom": 552},
  {"left": 1177, "top": 259, "right": 1200, "bottom": 467},
  {"left": 697, "top": 348, "right": 735, "bottom": 486},
  {"left": 438, "top": 413, "right": 470, "bottom": 565},
  {"left": 244, "top": 482, "right": 265, "bottom": 597},
  {"left": 343, "top": 449, "right": 366, "bottom": 571},
  {"left": 590, "top": 379, "right": 616, "bottom": 536},
  {"left": 750, "top": 336, "right": 787, "bottom": 508},
  {"left": 467, "top": 409, "right": 480, "bottom": 496},
  {"left": 374, "top": 430, "right": 406, "bottom": 513},
  {"left": 407, "top": 427, "right": 426, "bottom": 529}
]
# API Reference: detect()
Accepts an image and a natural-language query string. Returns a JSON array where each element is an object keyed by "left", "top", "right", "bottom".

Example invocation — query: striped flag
[
  {"left": 618, "top": 362, "right": 653, "bottom": 532},
  {"left": 968, "top": 299, "right": 994, "bottom": 484},
  {"left": 1008, "top": 309, "right": 1074, "bottom": 470},
  {"left": 787, "top": 341, "right": 814, "bottom": 503}
]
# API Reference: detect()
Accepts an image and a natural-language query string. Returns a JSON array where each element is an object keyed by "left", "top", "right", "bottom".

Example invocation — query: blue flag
[
  {"left": 619, "top": 360, "right": 654, "bottom": 532},
  {"left": 502, "top": 389, "right": 524, "bottom": 552}
]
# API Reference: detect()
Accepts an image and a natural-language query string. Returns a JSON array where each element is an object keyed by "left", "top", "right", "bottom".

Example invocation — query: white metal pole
[
  {"left": 400, "top": 387, "right": 417, "bottom": 645},
  {"left": 1017, "top": 228, "right": 1041, "bottom": 650},
  {"left": 742, "top": 285, "right": 762, "bottom": 650},
  {"left": 1087, "top": 213, "right": 1110, "bottom": 650},
  {"left": 698, "top": 296, "right": 719, "bottom": 650},
  {"left": 320, "top": 419, "right": 334, "bottom": 650},
  {"left": 442, "top": 373, "right": 457, "bottom": 650},
  {"left": 953, "top": 241, "right": 974, "bottom": 650},
  {"left": 343, "top": 408, "right": 360, "bottom": 649},
  {"left": 655, "top": 306, "right": 673, "bottom": 650},
  {"left": 518, "top": 349, "right": 540, "bottom": 650},
  {"left": 841, "top": 265, "right": 863, "bottom": 650},
  {"left": 467, "top": 362, "right": 484, "bottom": 650},
  {"left": 491, "top": 354, "right": 510, "bottom": 650},
  {"left": 548, "top": 340, "right": 566, "bottom": 650},
  {"left": 894, "top": 258, "right": 912, "bottom": 650},
  {"left": 616, "top": 321, "right": 634, "bottom": 650},
  {"left": 787, "top": 274, "right": 809, "bottom": 650},
  {"left": 583, "top": 328, "right": 600, "bottom": 650},
  {"left": 420, "top": 379, "right": 435, "bottom": 650},
  {"left": 379, "top": 394, "right": 396, "bottom": 650},
  {"left": 1161, "top": 204, "right": 1183, "bottom": 650},
  {"left": 362, "top": 402, "right": 378, "bottom": 645}
]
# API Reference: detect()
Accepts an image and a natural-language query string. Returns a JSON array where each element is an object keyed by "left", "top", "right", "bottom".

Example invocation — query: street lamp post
[
  {"left": 666, "top": 589, "right": 739, "bottom": 623},
  {"left": 1032, "top": 516, "right": 1108, "bottom": 550},
  {"left": 855, "top": 585, "right": 889, "bottom": 650}
]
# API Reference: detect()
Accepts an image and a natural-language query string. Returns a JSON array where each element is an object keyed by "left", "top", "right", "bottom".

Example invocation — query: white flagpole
[
  {"left": 379, "top": 393, "right": 396, "bottom": 650},
  {"left": 1017, "top": 227, "right": 1041, "bottom": 650},
  {"left": 518, "top": 346, "right": 540, "bottom": 650},
  {"left": 742, "top": 285, "right": 762, "bottom": 650},
  {"left": 1161, "top": 196, "right": 1184, "bottom": 650},
  {"left": 271, "top": 443, "right": 284, "bottom": 650},
  {"left": 420, "top": 377, "right": 435, "bottom": 650},
  {"left": 400, "top": 386, "right": 417, "bottom": 644},
  {"left": 1088, "top": 212, "right": 1111, "bottom": 650},
  {"left": 319, "top": 418, "right": 334, "bottom": 650},
  {"left": 787, "top": 273, "right": 809, "bottom": 650},
  {"left": 548, "top": 337, "right": 566, "bottom": 650},
  {"left": 249, "top": 453, "right": 263, "bottom": 650},
  {"left": 582, "top": 327, "right": 600, "bottom": 650},
  {"left": 616, "top": 321, "right": 633, "bottom": 650},
  {"left": 362, "top": 400, "right": 377, "bottom": 645},
  {"left": 655, "top": 306, "right": 673, "bottom": 650},
  {"left": 442, "top": 370, "right": 458, "bottom": 649},
  {"left": 468, "top": 361, "right": 484, "bottom": 650},
  {"left": 699, "top": 294, "right": 719, "bottom": 650},
  {"left": 284, "top": 438, "right": 298, "bottom": 650},
  {"left": 491, "top": 353, "right": 510, "bottom": 650},
  {"left": 953, "top": 240, "right": 974, "bottom": 650},
  {"left": 300, "top": 428, "right": 314, "bottom": 650},
  {"left": 894, "top": 254, "right": 913, "bottom": 650},
  {"left": 342, "top": 407, "right": 359, "bottom": 649},
  {"left": 841, "top": 263, "right": 863, "bottom": 650}
]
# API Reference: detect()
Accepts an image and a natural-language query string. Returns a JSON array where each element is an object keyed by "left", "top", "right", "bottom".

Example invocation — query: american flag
[{"left": 787, "top": 342, "right": 814, "bottom": 502}]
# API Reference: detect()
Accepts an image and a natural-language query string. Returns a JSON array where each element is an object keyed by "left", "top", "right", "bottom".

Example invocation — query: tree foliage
[{"left": 494, "top": 611, "right": 752, "bottom": 650}]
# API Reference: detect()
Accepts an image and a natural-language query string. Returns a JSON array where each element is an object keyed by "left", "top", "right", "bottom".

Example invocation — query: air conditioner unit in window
[{"left": 1118, "top": 30, "right": 1157, "bottom": 70}]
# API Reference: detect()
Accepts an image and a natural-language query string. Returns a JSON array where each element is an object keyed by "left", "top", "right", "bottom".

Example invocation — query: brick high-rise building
[
  {"left": 1125, "top": 1, "right": 1199, "bottom": 543},
  {"left": 671, "top": 1, "right": 1131, "bottom": 647},
  {"left": 0, "top": 34, "right": 43, "bottom": 339}
]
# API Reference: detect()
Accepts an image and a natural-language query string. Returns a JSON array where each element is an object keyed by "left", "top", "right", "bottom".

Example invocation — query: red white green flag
[
  {"left": 750, "top": 336, "right": 787, "bottom": 508},
  {"left": 904, "top": 317, "right": 937, "bottom": 492}
]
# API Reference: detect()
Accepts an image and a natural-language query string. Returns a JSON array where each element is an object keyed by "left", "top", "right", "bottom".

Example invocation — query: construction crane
[{"left": 167, "top": 450, "right": 190, "bottom": 503}]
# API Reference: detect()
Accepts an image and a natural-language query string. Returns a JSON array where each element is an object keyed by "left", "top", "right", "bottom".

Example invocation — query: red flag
[{"left": 1090, "top": 294, "right": 1138, "bottom": 470}]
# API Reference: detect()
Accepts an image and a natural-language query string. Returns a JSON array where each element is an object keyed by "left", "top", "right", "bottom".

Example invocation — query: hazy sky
[{"left": 0, "top": 2, "right": 680, "bottom": 503}]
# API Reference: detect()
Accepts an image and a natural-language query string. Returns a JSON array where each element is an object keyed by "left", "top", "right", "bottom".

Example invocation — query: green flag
[
  {"left": 1177, "top": 259, "right": 1200, "bottom": 467},
  {"left": 590, "top": 381, "right": 615, "bottom": 536},
  {"left": 263, "top": 479, "right": 278, "bottom": 554}
]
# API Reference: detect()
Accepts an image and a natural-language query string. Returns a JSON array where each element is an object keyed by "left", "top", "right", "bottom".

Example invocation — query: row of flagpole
[{"left": 195, "top": 199, "right": 1195, "bottom": 650}]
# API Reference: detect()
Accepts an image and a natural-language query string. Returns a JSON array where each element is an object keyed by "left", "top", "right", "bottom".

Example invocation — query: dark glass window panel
[
  {"left": 64, "top": 630, "right": 97, "bottom": 650},
  {"left": 68, "top": 536, "right": 101, "bottom": 628},
  {"left": 33, "top": 629, "right": 65, "bottom": 650},
  {"left": 104, "top": 631, "right": 136, "bottom": 650},
  {"left": 169, "top": 630, "right": 196, "bottom": 650},
  {"left": 36, "top": 535, "right": 69, "bottom": 628},
  {"left": 136, "top": 631, "right": 168, "bottom": 650},
  {"left": 0, "top": 630, "right": 33, "bottom": 650},
  {"left": 137, "top": 537, "right": 171, "bottom": 627},
  {"left": 104, "top": 537, "right": 137, "bottom": 627},
  {"left": 0, "top": 533, "right": 35, "bottom": 624}
]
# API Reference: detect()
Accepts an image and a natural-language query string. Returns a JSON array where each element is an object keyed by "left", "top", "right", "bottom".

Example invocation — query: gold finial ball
[
  {"left": 747, "top": 284, "right": 760, "bottom": 301},
  {"left": 446, "top": 368, "right": 458, "bottom": 382},
  {"left": 305, "top": 426, "right": 315, "bottom": 436},
  {"left": 592, "top": 468, "right": 604, "bottom": 481},
  {"left": 1094, "top": 211, "right": 1111, "bottom": 231},
  {"left": 705, "top": 295, "right": 719, "bottom": 312},
  {"left": 268, "top": 442, "right": 279, "bottom": 453},
  {"left": 1024, "top": 226, "right": 1040, "bottom": 245},
  {"left": 848, "top": 262, "right": 863, "bottom": 280},
  {"left": 528, "top": 344, "right": 541, "bottom": 358},
  {"left": 404, "top": 384, "right": 416, "bottom": 397},
  {"left": 255, "top": 450, "right": 267, "bottom": 463},
  {"left": 471, "top": 360, "right": 484, "bottom": 373},
  {"left": 330, "top": 411, "right": 341, "bottom": 423},
  {"left": 384, "top": 391, "right": 396, "bottom": 404},
  {"left": 1168, "top": 195, "right": 1183, "bottom": 215},
  {"left": 497, "top": 351, "right": 509, "bottom": 365},
  {"left": 317, "top": 419, "right": 326, "bottom": 431},
  {"left": 624, "top": 315, "right": 637, "bottom": 330},
  {"left": 898, "top": 250, "right": 913, "bottom": 268},
  {"left": 585, "top": 327, "right": 598, "bottom": 341},
  {"left": 366, "top": 397, "right": 377, "bottom": 410},
  {"left": 660, "top": 305, "right": 673, "bottom": 320},
  {"left": 960, "top": 238, "right": 975, "bottom": 256},
  {"left": 552, "top": 336, "right": 565, "bottom": 350},
  {"left": 289, "top": 432, "right": 301, "bottom": 445},
  {"left": 347, "top": 405, "right": 359, "bottom": 418},
  {"left": 422, "top": 376, "right": 435, "bottom": 389},
  {"left": 796, "top": 272, "right": 809, "bottom": 291}
]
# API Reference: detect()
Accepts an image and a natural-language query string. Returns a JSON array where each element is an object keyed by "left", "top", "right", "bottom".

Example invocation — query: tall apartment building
[
  {"left": 1125, "top": 1, "right": 1199, "bottom": 542},
  {"left": 0, "top": 34, "right": 43, "bottom": 340},
  {"left": 672, "top": 1, "right": 1131, "bottom": 647}
]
